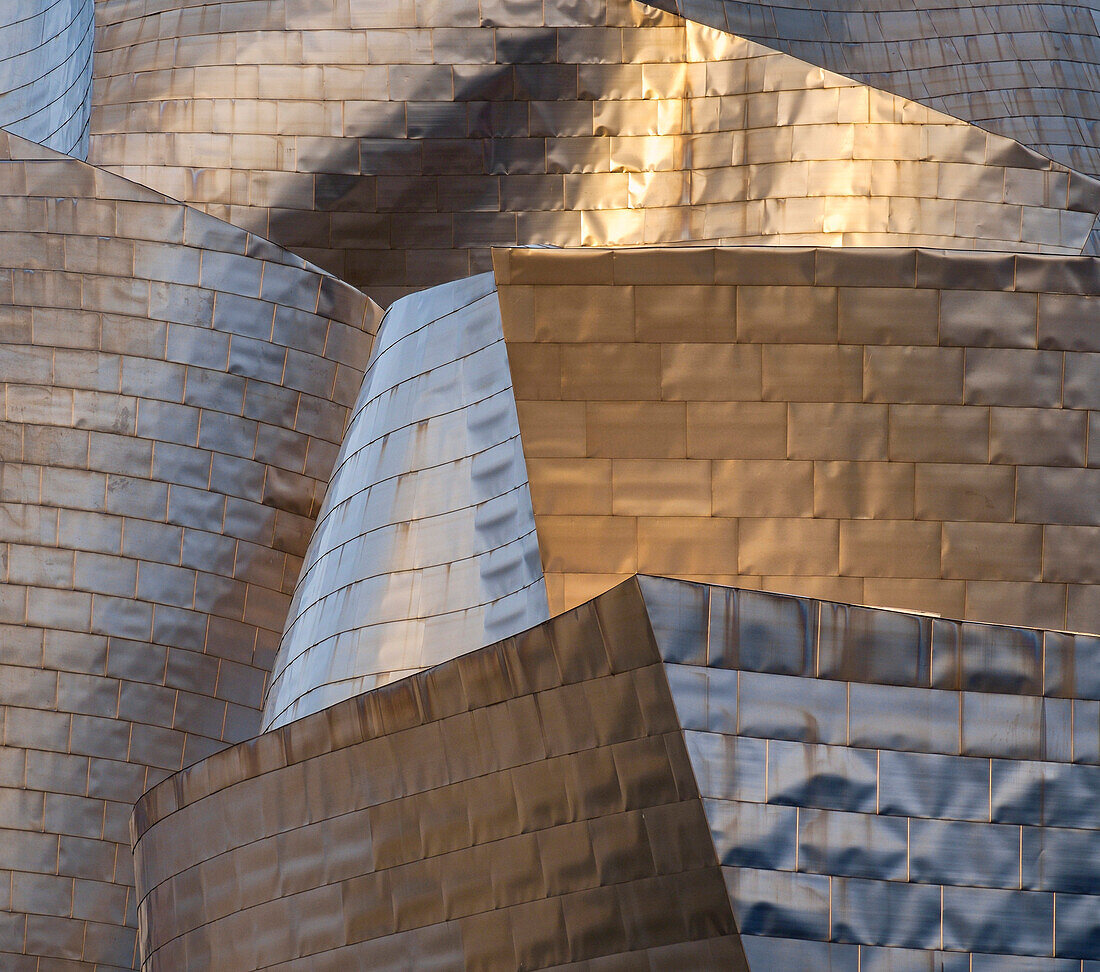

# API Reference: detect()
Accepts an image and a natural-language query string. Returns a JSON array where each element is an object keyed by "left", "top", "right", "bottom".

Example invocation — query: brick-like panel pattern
[
  {"left": 0, "top": 0, "right": 93, "bottom": 157},
  {"left": 262, "top": 272, "right": 548, "bottom": 730},
  {"left": 89, "top": 0, "right": 1100, "bottom": 304},
  {"left": 131, "top": 580, "right": 748, "bottom": 971},
  {"left": 496, "top": 246, "right": 1100, "bottom": 633},
  {"left": 641, "top": 0, "right": 1100, "bottom": 182},
  {"left": 641, "top": 575, "right": 1100, "bottom": 965},
  {"left": 0, "top": 130, "right": 378, "bottom": 970}
]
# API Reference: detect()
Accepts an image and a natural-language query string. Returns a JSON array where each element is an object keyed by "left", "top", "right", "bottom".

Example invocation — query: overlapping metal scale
[
  {"left": 262, "top": 272, "right": 547, "bottom": 730},
  {"left": 0, "top": 128, "right": 378, "bottom": 970},
  {"left": 643, "top": 574, "right": 1100, "bottom": 968},
  {"left": 131, "top": 576, "right": 1100, "bottom": 970},
  {"left": 90, "top": 0, "right": 1100, "bottom": 302},
  {"left": 0, "top": 0, "right": 93, "bottom": 157},
  {"left": 641, "top": 0, "right": 1100, "bottom": 181}
]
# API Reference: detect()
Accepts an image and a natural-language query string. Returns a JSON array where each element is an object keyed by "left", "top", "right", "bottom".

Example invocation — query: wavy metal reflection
[
  {"left": 263, "top": 272, "right": 547, "bottom": 729},
  {"left": 0, "top": 128, "right": 378, "bottom": 969},
  {"left": 0, "top": 0, "right": 92, "bottom": 156},
  {"left": 90, "top": 0, "right": 1100, "bottom": 302},
  {"left": 646, "top": 575, "right": 1100, "bottom": 966},
  {"left": 646, "top": 0, "right": 1100, "bottom": 182}
]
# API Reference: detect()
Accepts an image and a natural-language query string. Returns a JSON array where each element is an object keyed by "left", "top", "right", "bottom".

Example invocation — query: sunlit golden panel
[
  {"left": 497, "top": 246, "right": 1100, "bottom": 634},
  {"left": 90, "top": 0, "right": 1100, "bottom": 303},
  {"left": 650, "top": 0, "right": 1100, "bottom": 183}
]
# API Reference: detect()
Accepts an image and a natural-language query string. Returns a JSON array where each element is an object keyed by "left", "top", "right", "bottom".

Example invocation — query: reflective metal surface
[
  {"left": 0, "top": 128, "right": 379, "bottom": 970},
  {"left": 641, "top": 0, "right": 1100, "bottom": 184},
  {"left": 263, "top": 272, "right": 547, "bottom": 729},
  {"left": 132, "top": 576, "right": 1100, "bottom": 969},
  {"left": 646, "top": 575, "right": 1100, "bottom": 966},
  {"left": 89, "top": 0, "right": 1100, "bottom": 303},
  {"left": 0, "top": 0, "right": 92, "bottom": 156},
  {"left": 131, "top": 580, "right": 749, "bottom": 971},
  {"left": 497, "top": 245, "right": 1100, "bottom": 634},
  {"left": 0, "top": 0, "right": 1095, "bottom": 965}
]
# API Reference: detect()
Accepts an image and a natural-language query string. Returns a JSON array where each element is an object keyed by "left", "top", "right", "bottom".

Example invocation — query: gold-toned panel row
[
  {"left": 496, "top": 246, "right": 1100, "bottom": 633},
  {"left": 651, "top": 0, "right": 1100, "bottom": 181},
  {"left": 89, "top": 0, "right": 1100, "bottom": 301}
]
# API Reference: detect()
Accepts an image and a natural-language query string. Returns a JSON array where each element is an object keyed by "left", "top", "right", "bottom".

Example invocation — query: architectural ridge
[{"left": 0, "top": 1, "right": 1095, "bottom": 968}]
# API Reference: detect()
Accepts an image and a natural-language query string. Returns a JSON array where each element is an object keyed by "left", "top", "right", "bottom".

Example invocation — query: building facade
[{"left": 0, "top": 0, "right": 1096, "bottom": 969}]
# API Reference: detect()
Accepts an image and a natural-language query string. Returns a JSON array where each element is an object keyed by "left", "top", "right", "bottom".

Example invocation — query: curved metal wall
[
  {"left": 0, "top": 0, "right": 93, "bottom": 157},
  {"left": 262, "top": 272, "right": 547, "bottom": 730},
  {"left": 0, "top": 129, "right": 378, "bottom": 970},
  {"left": 89, "top": 0, "right": 1100, "bottom": 303},
  {"left": 131, "top": 576, "right": 1100, "bottom": 969},
  {"left": 496, "top": 245, "right": 1100, "bottom": 636},
  {"left": 133, "top": 580, "right": 749, "bottom": 972},
  {"left": 643, "top": 0, "right": 1100, "bottom": 181}
]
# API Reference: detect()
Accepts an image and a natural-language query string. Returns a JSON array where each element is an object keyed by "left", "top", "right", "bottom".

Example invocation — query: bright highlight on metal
[
  {"left": 0, "top": 0, "right": 1094, "bottom": 968},
  {"left": 90, "top": 0, "right": 1100, "bottom": 303}
]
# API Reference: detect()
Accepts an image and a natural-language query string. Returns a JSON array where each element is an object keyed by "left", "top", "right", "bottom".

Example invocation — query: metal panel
[
  {"left": 499, "top": 246, "right": 1099, "bottom": 633},
  {"left": 130, "top": 583, "right": 751, "bottom": 971},
  {"left": 0, "top": 0, "right": 92, "bottom": 156},
  {"left": 637, "top": 0, "right": 1100, "bottom": 187},
  {"left": 88, "top": 0, "right": 1100, "bottom": 303},
  {"left": 262, "top": 272, "right": 548, "bottom": 729},
  {"left": 658, "top": 578, "right": 1100, "bottom": 966},
  {"left": 0, "top": 127, "right": 379, "bottom": 970}
]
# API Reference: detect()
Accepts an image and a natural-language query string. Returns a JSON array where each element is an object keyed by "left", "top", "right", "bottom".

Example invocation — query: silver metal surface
[
  {"left": 649, "top": 576, "right": 1100, "bottom": 965},
  {"left": 262, "top": 272, "right": 547, "bottom": 730},
  {"left": 0, "top": 0, "right": 92, "bottom": 156},
  {"left": 0, "top": 128, "right": 378, "bottom": 970},
  {"left": 89, "top": 0, "right": 1100, "bottom": 303}
]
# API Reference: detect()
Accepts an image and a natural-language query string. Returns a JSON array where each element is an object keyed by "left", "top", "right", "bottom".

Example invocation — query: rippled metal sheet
[
  {"left": 132, "top": 576, "right": 1100, "bottom": 969},
  {"left": 262, "top": 272, "right": 547, "bottom": 730},
  {"left": 0, "top": 128, "right": 379, "bottom": 970},
  {"left": 264, "top": 238, "right": 1100, "bottom": 722},
  {"left": 0, "top": 0, "right": 92, "bottom": 157},
  {"left": 131, "top": 580, "right": 749, "bottom": 971},
  {"left": 647, "top": 575, "right": 1100, "bottom": 965},
  {"left": 497, "top": 245, "right": 1100, "bottom": 634},
  {"left": 642, "top": 0, "right": 1100, "bottom": 184},
  {"left": 89, "top": 0, "right": 1100, "bottom": 302}
]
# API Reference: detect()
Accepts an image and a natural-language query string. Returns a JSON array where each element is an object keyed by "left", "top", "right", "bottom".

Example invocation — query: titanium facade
[
  {"left": 497, "top": 245, "right": 1100, "bottom": 634},
  {"left": 0, "top": 0, "right": 93, "bottom": 157},
  {"left": 0, "top": 0, "right": 1097, "bottom": 967},
  {"left": 270, "top": 243, "right": 1100, "bottom": 728},
  {"left": 263, "top": 272, "right": 547, "bottom": 730},
  {"left": 132, "top": 580, "right": 750, "bottom": 970},
  {"left": 89, "top": 0, "right": 1100, "bottom": 303},
  {"left": 131, "top": 577, "right": 1100, "bottom": 970},
  {"left": 644, "top": 575, "right": 1100, "bottom": 968},
  {"left": 0, "top": 129, "right": 378, "bottom": 969},
  {"left": 641, "top": 0, "right": 1100, "bottom": 180}
]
